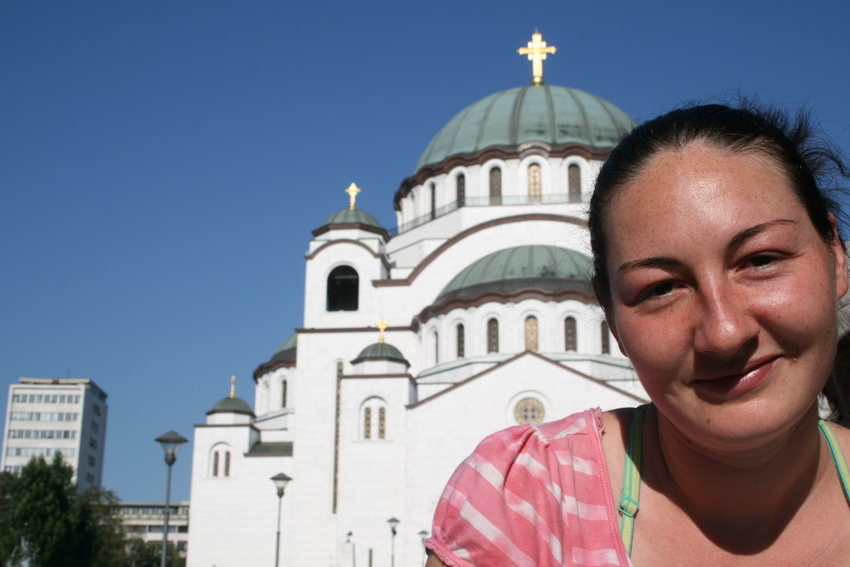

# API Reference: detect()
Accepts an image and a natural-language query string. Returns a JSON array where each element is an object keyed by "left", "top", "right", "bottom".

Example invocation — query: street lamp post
[
  {"left": 387, "top": 517, "right": 400, "bottom": 567},
  {"left": 271, "top": 472, "right": 292, "bottom": 567},
  {"left": 418, "top": 530, "right": 429, "bottom": 566},
  {"left": 155, "top": 431, "right": 188, "bottom": 567}
]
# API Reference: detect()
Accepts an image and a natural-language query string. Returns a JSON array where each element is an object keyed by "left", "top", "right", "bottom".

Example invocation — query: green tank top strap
[
  {"left": 618, "top": 404, "right": 647, "bottom": 556},
  {"left": 617, "top": 414, "right": 850, "bottom": 557},
  {"left": 817, "top": 419, "right": 850, "bottom": 504}
]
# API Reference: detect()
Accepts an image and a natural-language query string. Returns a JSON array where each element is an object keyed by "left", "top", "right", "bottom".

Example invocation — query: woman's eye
[
  {"left": 749, "top": 255, "right": 777, "bottom": 268},
  {"left": 650, "top": 282, "right": 674, "bottom": 296}
]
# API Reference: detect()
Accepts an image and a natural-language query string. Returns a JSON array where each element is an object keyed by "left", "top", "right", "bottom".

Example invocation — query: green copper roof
[
  {"left": 437, "top": 245, "right": 592, "bottom": 302},
  {"left": 208, "top": 396, "right": 254, "bottom": 415},
  {"left": 416, "top": 85, "right": 634, "bottom": 172},
  {"left": 271, "top": 333, "right": 297, "bottom": 361},
  {"left": 319, "top": 208, "right": 383, "bottom": 230},
  {"left": 352, "top": 342, "right": 408, "bottom": 365}
]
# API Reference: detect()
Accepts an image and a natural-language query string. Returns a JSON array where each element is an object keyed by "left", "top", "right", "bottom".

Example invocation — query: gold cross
[
  {"left": 376, "top": 317, "right": 388, "bottom": 343},
  {"left": 345, "top": 183, "right": 362, "bottom": 210},
  {"left": 230, "top": 375, "right": 236, "bottom": 398},
  {"left": 518, "top": 30, "right": 557, "bottom": 86}
]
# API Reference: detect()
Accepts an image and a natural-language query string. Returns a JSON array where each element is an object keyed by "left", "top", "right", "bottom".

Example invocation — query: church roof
[
  {"left": 351, "top": 342, "right": 409, "bottom": 365},
  {"left": 415, "top": 85, "right": 633, "bottom": 172},
  {"left": 271, "top": 333, "right": 297, "bottom": 361},
  {"left": 207, "top": 396, "right": 254, "bottom": 416},
  {"left": 318, "top": 208, "right": 383, "bottom": 230},
  {"left": 437, "top": 245, "right": 592, "bottom": 302}
]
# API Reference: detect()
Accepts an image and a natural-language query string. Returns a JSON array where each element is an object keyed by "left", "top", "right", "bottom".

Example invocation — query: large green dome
[
  {"left": 437, "top": 245, "right": 592, "bottom": 302},
  {"left": 416, "top": 85, "right": 633, "bottom": 172}
]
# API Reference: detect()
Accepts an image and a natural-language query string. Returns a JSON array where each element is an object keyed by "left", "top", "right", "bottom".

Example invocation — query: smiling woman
[{"left": 424, "top": 103, "right": 850, "bottom": 566}]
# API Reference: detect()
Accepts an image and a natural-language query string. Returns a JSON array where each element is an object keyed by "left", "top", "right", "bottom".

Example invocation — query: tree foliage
[{"left": 0, "top": 456, "right": 184, "bottom": 567}]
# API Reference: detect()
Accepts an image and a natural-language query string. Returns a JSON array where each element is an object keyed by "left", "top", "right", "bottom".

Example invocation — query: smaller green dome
[
  {"left": 352, "top": 342, "right": 408, "bottom": 365},
  {"left": 208, "top": 396, "right": 254, "bottom": 415},
  {"left": 438, "top": 245, "right": 592, "bottom": 302},
  {"left": 271, "top": 333, "right": 297, "bottom": 361},
  {"left": 319, "top": 208, "right": 383, "bottom": 230}
]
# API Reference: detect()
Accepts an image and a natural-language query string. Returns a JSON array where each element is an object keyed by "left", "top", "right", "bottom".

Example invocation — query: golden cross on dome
[
  {"left": 517, "top": 30, "right": 557, "bottom": 86},
  {"left": 229, "top": 375, "right": 236, "bottom": 399},
  {"left": 376, "top": 317, "right": 388, "bottom": 343},
  {"left": 345, "top": 183, "right": 362, "bottom": 210}
]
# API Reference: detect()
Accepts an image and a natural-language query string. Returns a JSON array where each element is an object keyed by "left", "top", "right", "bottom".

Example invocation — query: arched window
[
  {"left": 430, "top": 182, "right": 436, "bottom": 220},
  {"left": 326, "top": 266, "right": 359, "bottom": 311},
  {"left": 362, "top": 397, "right": 388, "bottom": 440},
  {"left": 564, "top": 317, "right": 577, "bottom": 351},
  {"left": 601, "top": 321, "right": 611, "bottom": 354},
  {"left": 223, "top": 451, "right": 231, "bottom": 477},
  {"left": 433, "top": 330, "right": 439, "bottom": 364},
  {"left": 364, "top": 407, "right": 372, "bottom": 439},
  {"left": 525, "top": 316, "right": 539, "bottom": 352},
  {"left": 487, "top": 319, "right": 499, "bottom": 353},
  {"left": 489, "top": 167, "right": 502, "bottom": 205},
  {"left": 456, "top": 174, "right": 465, "bottom": 207},
  {"left": 281, "top": 379, "right": 288, "bottom": 408},
  {"left": 456, "top": 324, "right": 465, "bottom": 359},
  {"left": 212, "top": 451, "right": 219, "bottom": 477},
  {"left": 568, "top": 163, "right": 581, "bottom": 202},
  {"left": 528, "top": 164, "right": 542, "bottom": 202}
]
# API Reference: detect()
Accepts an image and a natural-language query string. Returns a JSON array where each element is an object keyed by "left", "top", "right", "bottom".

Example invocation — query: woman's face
[{"left": 604, "top": 142, "right": 847, "bottom": 452}]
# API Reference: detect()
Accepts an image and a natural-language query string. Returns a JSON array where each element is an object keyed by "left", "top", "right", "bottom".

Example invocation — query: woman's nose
[{"left": 692, "top": 282, "right": 759, "bottom": 357}]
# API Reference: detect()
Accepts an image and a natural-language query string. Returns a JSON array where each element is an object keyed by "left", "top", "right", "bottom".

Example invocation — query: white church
[{"left": 186, "top": 32, "right": 648, "bottom": 567}]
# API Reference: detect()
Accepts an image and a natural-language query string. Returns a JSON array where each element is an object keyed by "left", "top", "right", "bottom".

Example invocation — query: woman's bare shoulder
[{"left": 425, "top": 554, "right": 449, "bottom": 567}]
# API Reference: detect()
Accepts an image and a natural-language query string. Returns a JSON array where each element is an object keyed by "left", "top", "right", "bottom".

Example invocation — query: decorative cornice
[
  {"left": 373, "top": 214, "right": 587, "bottom": 288},
  {"left": 396, "top": 142, "right": 612, "bottom": 210},
  {"left": 295, "top": 326, "right": 412, "bottom": 334},
  {"left": 305, "top": 239, "right": 391, "bottom": 271},
  {"left": 406, "top": 351, "right": 646, "bottom": 409},
  {"left": 253, "top": 357, "right": 295, "bottom": 382}
]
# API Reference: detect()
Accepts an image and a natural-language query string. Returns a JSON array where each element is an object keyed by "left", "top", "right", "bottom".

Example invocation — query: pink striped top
[{"left": 425, "top": 409, "right": 632, "bottom": 567}]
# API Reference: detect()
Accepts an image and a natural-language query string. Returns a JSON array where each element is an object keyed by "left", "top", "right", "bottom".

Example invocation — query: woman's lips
[{"left": 692, "top": 356, "right": 780, "bottom": 396}]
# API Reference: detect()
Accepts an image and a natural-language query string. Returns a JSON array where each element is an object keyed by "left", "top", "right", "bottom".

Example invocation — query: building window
[
  {"left": 456, "top": 174, "right": 465, "bottom": 207},
  {"left": 528, "top": 164, "right": 542, "bottom": 201},
  {"left": 514, "top": 397, "right": 545, "bottom": 424},
  {"left": 433, "top": 330, "right": 439, "bottom": 364},
  {"left": 487, "top": 319, "right": 499, "bottom": 353},
  {"left": 524, "top": 316, "right": 539, "bottom": 352},
  {"left": 224, "top": 451, "right": 231, "bottom": 477},
  {"left": 364, "top": 407, "right": 372, "bottom": 440},
  {"left": 378, "top": 407, "right": 386, "bottom": 439},
  {"left": 212, "top": 451, "right": 219, "bottom": 477},
  {"left": 89, "top": 438, "right": 97, "bottom": 449},
  {"left": 601, "top": 321, "right": 611, "bottom": 354},
  {"left": 326, "top": 265, "right": 359, "bottom": 311},
  {"left": 430, "top": 182, "right": 436, "bottom": 220},
  {"left": 281, "top": 379, "right": 288, "bottom": 408},
  {"left": 565, "top": 317, "right": 577, "bottom": 351},
  {"left": 489, "top": 167, "right": 502, "bottom": 205},
  {"left": 91, "top": 421, "right": 99, "bottom": 433},
  {"left": 93, "top": 404, "right": 101, "bottom": 416},
  {"left": 456, "top": 324, "right": 465, "bottom": 359},
  {"left": 568, "top": 163, "right": 581, "bottom": 201},
  {"left": 88, "top": 455, "right": 96, "bottom": 467}
]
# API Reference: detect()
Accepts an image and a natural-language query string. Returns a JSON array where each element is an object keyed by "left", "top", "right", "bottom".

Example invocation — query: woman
[{"left": 425, "top": 103, "right": 850, "bottom": 566}]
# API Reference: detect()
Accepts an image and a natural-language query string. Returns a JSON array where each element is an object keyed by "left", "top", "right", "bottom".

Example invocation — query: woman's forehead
[{"left": 603, "top": 143, "right": 804, "bottom": 258}]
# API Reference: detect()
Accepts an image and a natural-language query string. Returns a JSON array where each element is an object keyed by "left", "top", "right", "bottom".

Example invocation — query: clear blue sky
[{"left": 2, "top": 1, "right": 848, "bottom": 503}]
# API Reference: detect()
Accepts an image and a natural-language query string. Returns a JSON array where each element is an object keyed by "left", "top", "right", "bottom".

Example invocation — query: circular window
[{"left": 514, "top": 397, "right": 545, "bottom": 424}]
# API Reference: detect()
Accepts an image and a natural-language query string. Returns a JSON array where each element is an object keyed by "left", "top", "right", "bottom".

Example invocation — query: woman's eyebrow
[
  {"left": 727, "top": 219, "right": 797, "bottom": 250},
  {"left": 616, "top": 219, "right": 799, "bottom": 275}
]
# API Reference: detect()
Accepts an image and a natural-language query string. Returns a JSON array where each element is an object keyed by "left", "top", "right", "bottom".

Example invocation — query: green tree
[
  {"left": 124, "top": 539, "right": 185, "bottom": 567},
  {"left": 0, "top": 455, "right": 128, "bottom": 567}
]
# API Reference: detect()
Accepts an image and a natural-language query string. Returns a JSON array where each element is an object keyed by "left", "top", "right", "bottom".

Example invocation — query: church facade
[{"left": 186, "top": 34, "right": 647, "bottom": 567}]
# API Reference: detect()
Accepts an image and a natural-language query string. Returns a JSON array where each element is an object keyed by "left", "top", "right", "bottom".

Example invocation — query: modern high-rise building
[{"left": 1, "top": 377, "right": 108, "bottom": 491}]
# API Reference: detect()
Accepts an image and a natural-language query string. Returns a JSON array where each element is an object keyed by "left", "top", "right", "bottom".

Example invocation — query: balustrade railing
[{"left": 389, "top": 192, "right": 588, "bottom": 236}]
